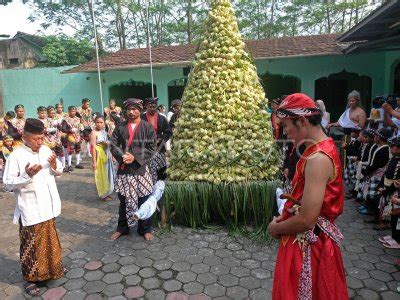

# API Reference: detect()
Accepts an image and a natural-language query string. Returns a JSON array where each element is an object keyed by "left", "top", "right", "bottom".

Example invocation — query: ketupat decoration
[
  {"left": 164, "top": 0, "right": 280, "bottom": 239},
  {"left": 169, "top": 0, "right": 279, "bottom": 183}
]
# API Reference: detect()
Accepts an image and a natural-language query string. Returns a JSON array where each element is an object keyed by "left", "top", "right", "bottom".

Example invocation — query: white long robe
[{"left": 3, "top": 144, "right": 63, "bottom": 226}]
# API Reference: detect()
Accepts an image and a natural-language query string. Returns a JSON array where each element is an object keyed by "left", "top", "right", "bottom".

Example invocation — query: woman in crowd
[{"left": 90, "top": 115, "right": 115, "bottom": 200}]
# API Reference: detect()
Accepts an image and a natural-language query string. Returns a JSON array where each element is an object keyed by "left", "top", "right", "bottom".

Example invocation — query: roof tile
[{"left": 65, "top": 34, "right": 343, "bottom": 73}]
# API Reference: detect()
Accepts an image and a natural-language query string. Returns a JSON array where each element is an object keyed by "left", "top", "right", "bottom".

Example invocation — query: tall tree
[{"left": 7, "top": 0, "right": 383, "bottom": 51}]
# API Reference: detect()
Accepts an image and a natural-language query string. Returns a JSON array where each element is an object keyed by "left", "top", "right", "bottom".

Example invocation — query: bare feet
[
  {"left": 111, "top": 232, "right": 123, "bottom": 241},
  {"left": 144, "top": 232, "right": 153, "bottom": 241}
]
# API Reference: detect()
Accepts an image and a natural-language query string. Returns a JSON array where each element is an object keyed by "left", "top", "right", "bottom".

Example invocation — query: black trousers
[
  {"left": 391, "top": 214, "right": 400, "bottom": 243},
  {"left": 117, "top": 193, "right": 152, "bottom": 236}
]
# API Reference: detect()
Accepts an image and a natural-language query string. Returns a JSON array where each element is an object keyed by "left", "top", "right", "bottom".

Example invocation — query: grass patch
[{"left": 164, "top": 180, "right": 279, "bottom": 241}]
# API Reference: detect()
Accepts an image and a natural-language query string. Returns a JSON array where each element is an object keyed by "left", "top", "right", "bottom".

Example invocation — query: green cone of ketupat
[{"left": 169, "top": 0, "right": 279, "bottom": 184}]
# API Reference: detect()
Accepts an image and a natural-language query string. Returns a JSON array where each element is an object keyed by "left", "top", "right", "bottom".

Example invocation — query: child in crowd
[
  {"left": 365, "top": 137, "right": 400, "bottom": 231},
  {"left": 0, "top": 135, "right": 14, "bottom": 179},
  {"left": 343, "top": 129, "right": 362, "bottom": 196},
  {"left": 1, "top": 135, "right": 14, "bottom": 161},
  {"left": 355, "top": 129, "right": 376, "bottom": 201},
  {"left": 358, "top": 128, "right": 391, "bottom": 215},
  {"left": 379, "top": 179, "right": 400, "bottom": 249},
  {"left": 368, "top": 97, "right": 384, "bottom": 130}
]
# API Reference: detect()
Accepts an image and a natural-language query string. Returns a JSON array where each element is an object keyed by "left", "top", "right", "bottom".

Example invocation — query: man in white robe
[{"left": 3, "top": 118, "right": 64, "bottom": 296}]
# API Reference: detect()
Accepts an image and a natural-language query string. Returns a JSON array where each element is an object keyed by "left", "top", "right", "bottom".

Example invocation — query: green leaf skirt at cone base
[{"left": 163, "top": 180, "right": 279, "bottom": 242}]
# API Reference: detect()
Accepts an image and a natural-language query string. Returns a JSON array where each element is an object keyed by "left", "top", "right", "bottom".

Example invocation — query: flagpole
[
  {"left": 146, "top": 2, "right": 155, "bottom": 98},
  {"left": 90, "top": 0, "right": 104, "bottom": 112}
]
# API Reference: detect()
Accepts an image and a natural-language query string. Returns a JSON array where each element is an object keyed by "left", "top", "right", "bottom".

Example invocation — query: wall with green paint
[
  {"left": 254, "top": 50, "right": 399, "bottom": 120},
  {"left": 0, "top": 66, "right": 102, "bottom": 117},
  {"left": 100, "top": 66, "right": 186, "bottom": 110},
  {"left": 1, "top": 50, "right": 399, "bottom": 119}
]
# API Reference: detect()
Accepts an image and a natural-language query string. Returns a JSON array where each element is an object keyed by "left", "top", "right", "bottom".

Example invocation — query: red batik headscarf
[{"left": 276, "top": 93, "right": 321, "bottom": 119}]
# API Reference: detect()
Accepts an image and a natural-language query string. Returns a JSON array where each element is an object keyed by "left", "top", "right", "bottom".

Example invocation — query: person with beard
[{"left": 110, "top": 99, "right": 156, "bottom": 241}]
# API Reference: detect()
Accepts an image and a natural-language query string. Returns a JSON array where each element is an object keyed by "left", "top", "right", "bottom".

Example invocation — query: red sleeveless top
[
  {"left": 273, "top": 138, "right": 348, "bottom": 300},
  {"left": 282, "top": 138, "right": 344, "bottom": 223}
]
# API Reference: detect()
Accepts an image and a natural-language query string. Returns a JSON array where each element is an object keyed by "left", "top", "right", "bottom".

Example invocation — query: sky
[{"left": 0, "top": 1, "right": 74, "bottom": 38}]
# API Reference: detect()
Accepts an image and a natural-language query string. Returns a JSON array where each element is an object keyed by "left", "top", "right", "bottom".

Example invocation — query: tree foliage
[
  {"left": 3, "top": 0, "right": 387, "bottom": 51},
  {"left": 41, "top": 35, "right": 94, "bottom": 67}
]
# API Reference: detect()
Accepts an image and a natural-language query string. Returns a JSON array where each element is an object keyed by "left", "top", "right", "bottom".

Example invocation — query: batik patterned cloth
[
  {"left": 344, "top": 158, "right": 357, "bottom": 188},
  {"left": 77, "top": 107, "right": 93, "bottom": 128},
  {"left": 19, "top": 218, "right": 64, "bottom": 282},
  {"left": 149, "top": 151, "right": 167, "bottom": 184},
  {"left": 11, "top": 118, "right": 25, "bottom": 134},
  {"left": 114, "top": 166, "right": 153, "bottom": 227}
]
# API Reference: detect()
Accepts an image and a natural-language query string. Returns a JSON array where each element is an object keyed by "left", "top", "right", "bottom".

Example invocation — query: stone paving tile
[
  {"left": 196, "top": 273, "right": 217, "bottom": 285},
  {"left": 183, "top": 282, "right": 205, "bottom": 295},
  {"left": 145, "top": 289, "right": 166, "bottom": 299},
  {"left": 218, "top": 274, "right": 239, "bottom": 287},
  {"left": 102, "top": 262, "right": 120, "bottom": 273},
  {"left": 176, "top": 271, "right": 197, "bottom": 284},
  {"left": 204, "top": 283, "right": 226, "bottom": 298},
  {"left": 0, "top": 166, "right": 399, "bottom": 299}
]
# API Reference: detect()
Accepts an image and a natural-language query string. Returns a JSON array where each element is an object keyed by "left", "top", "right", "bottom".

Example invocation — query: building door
[
  {"left": 259, "top": 73, "right": 301, "bottom": 101},
  {"left": 315, "top": 79, "right": 347, "bottom": 122},
  {"left": 168, "top": 78, "right": 188, "bottom": 108},
  {"left": 109, "top": 80, "right": 157, "bottom": 108},
  {"left": 315, "top": 70, "right": 372, "bottom": 121}
]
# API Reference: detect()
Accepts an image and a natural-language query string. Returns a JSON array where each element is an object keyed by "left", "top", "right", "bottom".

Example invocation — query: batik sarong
[
  {"left": 115, "top": 166, "right": 153, "bottom": 227},
  {"left": 344, "top": 158, "right": 357, "bottom": 188},
  {"left": 19, "top": 218, "right": 64, "bottom": 282}
]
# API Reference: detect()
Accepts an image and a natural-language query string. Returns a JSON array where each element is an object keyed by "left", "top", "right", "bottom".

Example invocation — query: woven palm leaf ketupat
[{"left": 165, "top": 0, "right": 280, "bottom": 239}]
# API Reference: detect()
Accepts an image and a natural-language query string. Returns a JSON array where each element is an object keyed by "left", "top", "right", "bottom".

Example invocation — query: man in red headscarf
[{"left": 268, "top": 93, "right": 348, "bottom": 300}]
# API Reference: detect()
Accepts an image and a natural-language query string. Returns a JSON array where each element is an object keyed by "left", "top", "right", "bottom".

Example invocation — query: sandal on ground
[
  {"left": 379, "top": 235, "right": 394, "bottom": 243},
  {"left": 24, "top": 282, "right": 40, "bottom": 296},
  {"left": 373, "top": 223, "right": 391, "bottom": 231},
  {"left": 101, "top": 195, "right": 113, "bottom": 201},
  {"left": 383, "top": 239, "right": 400, "bottom": 249}
]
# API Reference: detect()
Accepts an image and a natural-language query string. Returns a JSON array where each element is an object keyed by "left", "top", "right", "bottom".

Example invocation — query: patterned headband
[{"left": 276, "top": 107, "right": 321, "bottom": 119}]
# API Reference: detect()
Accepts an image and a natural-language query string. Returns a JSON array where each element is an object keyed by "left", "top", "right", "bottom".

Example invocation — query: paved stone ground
[{"left": 0, "top": 161, "right": 399, "bottom": 299}]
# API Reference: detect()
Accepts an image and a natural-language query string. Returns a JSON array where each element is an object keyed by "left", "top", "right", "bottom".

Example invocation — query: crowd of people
[
  {"left": 270, "top": 91, "right": 400, "bottom": 253},
  {"left": 0, "top": 98, "right": 182, "bottom": 189},
  {"left": 1, "top": 96, "right": 182, "bottom": 296},
  {"left": 2, "top": 90, "right": 399, "bottom": 297}
]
